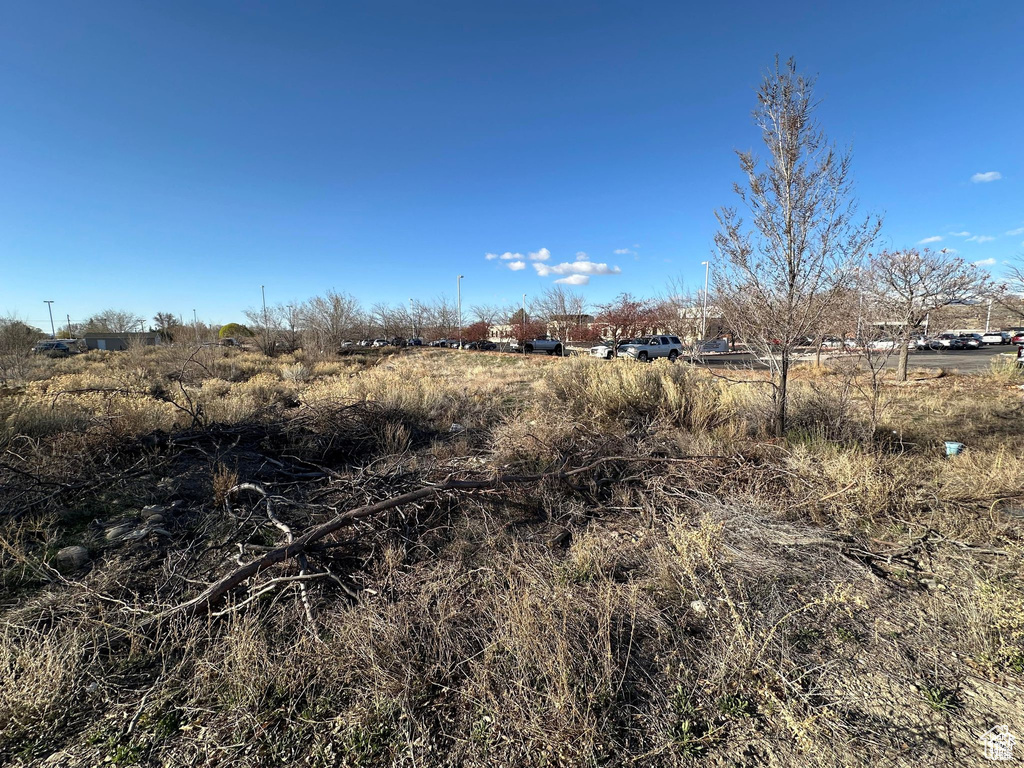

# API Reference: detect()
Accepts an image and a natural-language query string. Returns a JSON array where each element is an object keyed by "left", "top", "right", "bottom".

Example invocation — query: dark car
[
  {"left": 32, "top": 340, "right": 74, "bottom": 358},
  {"left": 390, "top": 337, "right": 407, "bottom": 348},
  {"left": 408, "top": 338, "right": 423, "bottom": 347},
  {"left": 957, "top": 333, "right": 983, "bottom": 349},
  {"left": 478, "top": 341, "right": 497, "bottom": 351}
]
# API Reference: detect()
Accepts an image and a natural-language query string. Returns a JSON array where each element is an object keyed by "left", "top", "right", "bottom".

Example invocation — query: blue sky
[{"left": 2, "top": 1, "right": 1022, "bottom": 332}]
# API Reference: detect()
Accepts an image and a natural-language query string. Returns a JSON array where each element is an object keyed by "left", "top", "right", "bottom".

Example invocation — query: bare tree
[
  {"left": 0, "top": 316, "right": 41, "bottom": 384},
  {"left": 867, "top": 248, "right": 989, "bottom": 381},
  {"left": 714, "top": 58, "right": 881, "bottom": 436},
  {"left": 84, "top": 309, "right": 145, "bottom": 334},
  {"left": 531, "top": 286, "right": 590, "bottom": 342},
  {"left": 243, "top": 305, "right": 282, "bottom": 356},
  {"left": 301, "top": 291, "right": 362, "bottom": 352}
]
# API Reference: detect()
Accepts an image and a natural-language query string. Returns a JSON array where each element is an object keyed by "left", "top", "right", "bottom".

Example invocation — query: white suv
[{"left": 618, "top": 335, "right": 684, "bottom": 362}]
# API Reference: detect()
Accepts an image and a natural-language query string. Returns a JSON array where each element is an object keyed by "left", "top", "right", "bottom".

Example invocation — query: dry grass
[{"left": 0, "top": 347, "right": 1023, "bottom": 766}]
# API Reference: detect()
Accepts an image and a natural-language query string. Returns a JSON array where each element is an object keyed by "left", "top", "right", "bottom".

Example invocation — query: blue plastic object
[{"left": 944, "top": 441, "right": 964, "bottom": 457}]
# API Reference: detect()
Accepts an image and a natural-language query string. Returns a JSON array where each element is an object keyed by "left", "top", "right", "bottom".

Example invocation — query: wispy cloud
[
  {"left": 949, "top": 231, "right": 971, "bottom": 237},
  {"left": 918, "top": 236, "right": 942, "bottom": 244},
  {"left": 554, "top": 274, "right": 590, "bottom": 286},
  {"left": 507, "top": 260, "right": 526, "bottom": 271},
  {"left": 534, "top": 260, "right": 622, "bottom": 278},
  {"left": 528, "top": 248, "right": 550, "bottom": 262},
  {"left": 613, "top": 248, "right": 631, "bottom": 255},
  {"left": 966, "top": 235, "right": 996, "bottom": 243},
  {"left": 973, "top": 257, "right": 997, "bottom": 267},
  {"left": 970, "top": 171, "right": 1002, "bottom": 183},
  {"left": 485, "top": 251, "right": 523, "bottom": 261},
  {"left": 1007, "top": 227, "right": 1024, "bottom": 236}
]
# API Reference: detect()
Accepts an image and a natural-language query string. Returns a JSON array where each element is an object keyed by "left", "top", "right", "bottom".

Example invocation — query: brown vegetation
[{"left": 1, "top": 346, "right": 1023, "bottom": 767}]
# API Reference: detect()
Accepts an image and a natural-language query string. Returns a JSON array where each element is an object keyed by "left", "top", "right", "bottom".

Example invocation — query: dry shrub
[
  {"left": 546, "top": 357, "right": 727, "bottom": 432},
  {"left": 212, "top": 462, "right": 239, "bottom": 508},
  {"left": 490, "top": 404, "right": 581, "bottom": 472}
]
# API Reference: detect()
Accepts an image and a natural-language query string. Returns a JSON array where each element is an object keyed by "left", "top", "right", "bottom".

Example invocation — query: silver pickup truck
[
  {"left": 521, "top": 337, "right": 564, "bottom": 355},
  {"left": 618, "top": 335, "right": 683, "bottom": 362}
]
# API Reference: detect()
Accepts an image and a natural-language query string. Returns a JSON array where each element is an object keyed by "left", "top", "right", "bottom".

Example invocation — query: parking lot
[{"left": 692, "top": 344, "right": 1014, "bottom": 374}]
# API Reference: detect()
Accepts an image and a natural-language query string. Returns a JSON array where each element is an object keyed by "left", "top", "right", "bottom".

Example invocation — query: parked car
[
  {"left": 430, "top": 339, "right": 449, "bottom": 347},
  {"left": 371, "top": 339, "right": 388, "bottom": 348},
  {"left": 340, "top": 340, "right": 355, "bottom": 348},
  {"left": 522, "top": 336, "right": 564, "bottom": 355},
  {"left": 408, "top": 338, "right": 423, "bottom": 346},
  {"left": 589, "top": 339, "right": 636, "bottom": 359},
  {"left": 618, "top": 335, "right": 684, "bottom": 362},
  {"left": 1011, "top": 332, "right": 1024, "bottom": 345},
  {"left": 928, "top": 333, "right": 966, "bottom": 350},
  {"left": 390, "top": 337, "right": 407, "bottom": 347},
  {"left": 477, "top": 341, "right": 497, "bottom": 351},
  {"left": 981, "top": 331, "right": 1009, "bottom": 345},
  {"left": 867, "top": 338, "right": 899, "bottom": 351},
  {"left": 32, "top": 340, "right": 77, "bottom": 357},
  {"left": 958, "top": 333, "right": 983, "bottom": 349}
]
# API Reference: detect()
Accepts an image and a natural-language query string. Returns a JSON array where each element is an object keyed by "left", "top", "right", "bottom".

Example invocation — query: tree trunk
[
  {"left": 773, "top": 356, "right": 789, "bottom": 437},
  {"left": 896, "top": 339, "right": 910, "bottom": 382}
]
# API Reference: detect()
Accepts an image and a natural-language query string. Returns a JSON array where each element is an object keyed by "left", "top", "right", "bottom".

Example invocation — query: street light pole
[
  {"left": 700, "top": 261, "right": 710, "bottom": 342},
  {"left": 409, "top": 298, "right": 416, "bottom": 339},
  {"left": 66, "top": 314, "right": 72, "bottom": 339},
  {"left": 457, "top": 275, "right": 464, "bottom": 349},
  {"left": 985, "top": 299, "right": 992, "bottom": 333},
  {"left": 43, "top": 300, "right": 56, "bottom": 338}
]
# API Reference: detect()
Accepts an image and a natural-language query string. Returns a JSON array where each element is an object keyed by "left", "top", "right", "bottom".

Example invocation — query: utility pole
[
  {"left": 66, "top": 314, "right": 72, "bottom": 339},
  {"left": 409, "top": 298, "right": 416, "bottom": 339},
  {"left": 457, "top": 275, "right": 464, "bottom": 349},
  {"left": 985, "top": 299, "right": 992, "bottom": 333},
  {"left": 700, "top": 261, "right": 710, "bottom": 342},
  {"left": 43, "top": 300, "right": 56, "bottom": 338}
]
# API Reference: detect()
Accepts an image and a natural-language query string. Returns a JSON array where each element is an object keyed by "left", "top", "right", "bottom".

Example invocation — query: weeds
[{"left": 1, "top": 348, "right": 1022, "bottom": 766}]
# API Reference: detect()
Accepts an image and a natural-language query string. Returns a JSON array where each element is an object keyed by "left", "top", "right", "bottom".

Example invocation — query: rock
[
  {"left": 450, "top": 423, "right": 466, "bottom": 433},
  {"left": 54, "top": 545, "right": 89, "bottom": 571},
  {"left": 689, "top": 600, "right": 708, "bottom": 617},
  {"left": 141, "top": 505, "right": 168, "bottom": 523}
]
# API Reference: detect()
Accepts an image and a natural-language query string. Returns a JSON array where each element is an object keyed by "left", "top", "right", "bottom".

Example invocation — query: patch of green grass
[
  {"left": 921, "top": 682, "right": 960, "bottom": 714},
  {"left": 716, "top": 693, "right": 754, "bottom": 719}
]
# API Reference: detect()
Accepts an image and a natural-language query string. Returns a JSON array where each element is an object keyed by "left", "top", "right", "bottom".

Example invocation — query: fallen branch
[{"left": 141, "top": 455, "right": 730, "bottom": 629}]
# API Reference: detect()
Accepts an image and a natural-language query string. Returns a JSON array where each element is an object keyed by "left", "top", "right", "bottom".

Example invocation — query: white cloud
[
  {"left": 575, "top": 251, "right": 587, "bottom": 259},
  {"left": 613, "top": 248, "right": 632, "bottom": 255},
  {"left": 973, "top": 258, "right": 997, "bottom": 266},
  {"left": 554, "top": 274, "right": 590, "bottom": 286},
  {"left": 1006, "top": 227, "right": 1024, "bottom": 236},
  {"left": 534, "top": 260, "right": 622, "bottom": 278},
  {"left": 971, "top": 171, "right": 1002, "bottom": 183},
  {"left": 485, "top": 251, "right": 524, "bottom": 261},
  {"left": 528, "top": 248, "right": 550, "bottom": 262},
  {"left": 949, "top": 231, "right": 971, "bottom": 237},
  {"left": 918, "top": 236, "right": 942, "bottom": 244},
  {"left": 507, "top": 260, "right": 526, "bottom": 271},
  {"left": 966, "top": 235, "right": 995, "bottom": 243}
]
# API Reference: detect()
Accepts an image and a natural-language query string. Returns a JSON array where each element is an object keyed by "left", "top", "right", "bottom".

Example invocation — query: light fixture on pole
[
  {"left": 457, "top": 275, "right": 464, "bottom": 349},
  {"left": 700, "top": 261, "right": 710, "bottom": 342},
  {"left": 43, "top": 300, "right": 56, "bottom": 338}
]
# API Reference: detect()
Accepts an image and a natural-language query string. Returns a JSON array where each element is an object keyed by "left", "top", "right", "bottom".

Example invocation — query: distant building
[{"left": 82, "top": 332, "right": 162, "bottom": 351}]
